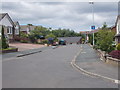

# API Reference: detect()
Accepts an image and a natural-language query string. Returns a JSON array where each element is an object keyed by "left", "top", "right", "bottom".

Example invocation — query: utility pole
[
  {"left": 89, "top": 1, "right": 95, "bottom": 46},
  {"left": 118, "top": 1, "right": 120, "bottom": 15}
]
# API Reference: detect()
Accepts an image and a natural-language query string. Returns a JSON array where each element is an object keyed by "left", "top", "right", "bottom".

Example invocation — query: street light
[
  {"left": 118, "top": 1, "right": 120, "bottom": 15},
  {"left": 89, "top": 1, "right": 95, "bottom": 46}
]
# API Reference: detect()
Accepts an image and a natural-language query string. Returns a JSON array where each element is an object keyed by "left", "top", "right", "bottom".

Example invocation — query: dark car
[{"left": 59, "top": 39, "right": 66, "bottom": 45}]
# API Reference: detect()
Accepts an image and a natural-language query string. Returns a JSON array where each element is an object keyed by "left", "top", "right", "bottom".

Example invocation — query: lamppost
[
  {"left": 118, "top": 1, "right": 120, "bottom": 15},
  {"left": 89, "top": 1, "right": 95, "bottom": 46}
]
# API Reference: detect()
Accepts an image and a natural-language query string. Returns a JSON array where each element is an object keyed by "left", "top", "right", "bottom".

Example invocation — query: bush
[
  {"left": 116, "top": 43, "right": 120, "bottom": 50},
  {"left": 29, "top": 35, "right": 36, "bottom": 43},
  {"left": 109, "top": 50, "right": 120, "bottom": 59},
  {"left": 42, "top": 40, "right": 48, "bottom": 44},
  {"left": 20, "top": 38, "right": 29, "bottom": 43},
  {"left": 20, "top": 40, "right": 28, "bottom": 43},
  {"left": 93, "top": 45, "right": 99, "bottom": 50}
]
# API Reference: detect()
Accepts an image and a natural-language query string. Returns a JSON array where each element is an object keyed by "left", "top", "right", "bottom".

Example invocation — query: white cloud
[
  {"left": 1, "top": 2, "right": 118, "bottom": 32},
  {"left": 1, "top": 0, "right": 120, "bottom": 2}
]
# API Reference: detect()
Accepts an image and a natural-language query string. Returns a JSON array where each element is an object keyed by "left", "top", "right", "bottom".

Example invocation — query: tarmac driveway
[{"left": 9, "top": 43, "right": 45, "bottom": 51}]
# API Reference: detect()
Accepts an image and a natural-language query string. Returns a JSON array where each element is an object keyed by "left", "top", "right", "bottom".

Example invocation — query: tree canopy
[{"left": 92, "top": 23, "right": 115, "bottom": 52}]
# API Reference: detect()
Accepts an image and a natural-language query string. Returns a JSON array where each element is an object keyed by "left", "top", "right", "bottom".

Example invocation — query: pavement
[
  {"left": 75, "top": 44, "right": 119, "bottom": 82},
  {"left": 9, "top": 43, "right": 45, "bottom": 51},
  {"left": 2, "top": 44, "right": 118, "bottom": 88}
]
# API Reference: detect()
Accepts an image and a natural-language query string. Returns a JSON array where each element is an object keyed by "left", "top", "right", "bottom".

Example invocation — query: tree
[
  {"left": 102, "top": 22, "right": 107, "bottom": 30},
  {"left": 52, "top": 28, "right": 81, "bottom": 37},
  {"left": 95, "top": 28, "right": 115, "bottom": 53},
  {"left": 30, "top": 26, "right": 50, "bottom": 37},
  {"left": 45, "top": 33, "right": 56, "bottom": 39},
  {"left": 88, "top": 33, "right": 98, "bottom": 45},
  {"left": 0, "top": 26, "right": 9, "bottom": 49},
  {"left": 27, "top": 24, "right": 33, "bottom": 26},
  {"left": 29, "top": 26, "right": 50, "bottom": 42}
]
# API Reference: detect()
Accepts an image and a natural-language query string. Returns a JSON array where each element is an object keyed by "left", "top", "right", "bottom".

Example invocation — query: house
[
  {"left": 58, "top": 37, "right": 82, "bottom": 44},
  {"left": 115, "top": 15, "right": 120, "bottom": 44},
  {"left": 0, "top": 13, "right": 14, "bottom": 42},
  {"left": 13, "top": 21, "right": 20, "bottom": 41},
  {"left": 20, "top": 25, "right": 36, "bottom": 34}
]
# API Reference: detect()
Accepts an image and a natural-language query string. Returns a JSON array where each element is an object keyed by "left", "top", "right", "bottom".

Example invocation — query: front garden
[
  {"left": 0, "top": 26, "right": 18, "bottom": 53},
  {"left": 88, "top": 23, "right": 120, "bottom": 65}
]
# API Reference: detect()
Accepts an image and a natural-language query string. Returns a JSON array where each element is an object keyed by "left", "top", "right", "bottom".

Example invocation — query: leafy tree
[
  {"left": 27, "top": 24, "right": 33, "bottom": 26},
  {"left": 0, "top": 26, "right": 9, "bottom": 49},
  {"left": 30, "top": 26, "right": 50, "bottom": 37},
  {"left": 52, "top": 28, "right": 81, "bottom": 37},
  {"left": 102, "top": 22, "right": 107, "bottom": 30},
  {"left": 88, "top": 33, "right": 98, "bottom": 45},
  {"left": 20, "top": 32, "right": 28, "bottom": 38},
  {"left": 45, "top": 33, "right": 56, "bottom": 39},
  {"left": 95, "top": 29, "right": 115, "bottom": 53}
]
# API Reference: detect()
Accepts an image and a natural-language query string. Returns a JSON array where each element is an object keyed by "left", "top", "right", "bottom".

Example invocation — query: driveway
[{"left": 9, "top": 43, "right": 45, "bottom": 51}]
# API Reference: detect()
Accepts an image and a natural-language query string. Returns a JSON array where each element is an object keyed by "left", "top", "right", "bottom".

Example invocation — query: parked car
[{"left": 59, "top": 39, "right": 66, "bottom": 45}]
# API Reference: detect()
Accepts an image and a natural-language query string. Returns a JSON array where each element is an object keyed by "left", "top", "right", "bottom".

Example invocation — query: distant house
[
  {"left": 13, "top": 21, "right": 20, "bottom": 41},
  {"left": 58, "top": 37, "right": 82, "bottom": 44},
  {"left": 20, "top": 25, "right": 36, "bottom": 34},
  {"left": 0, "top": 13, "right": 14, "bottom": 42},
  {"left": 115, "top": 15, "right": 120, "bottom": 44}
]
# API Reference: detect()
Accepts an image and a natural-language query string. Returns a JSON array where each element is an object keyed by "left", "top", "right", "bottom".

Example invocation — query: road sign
[{"left": 91, "top": 26, "right": 95, "bottom": 30}]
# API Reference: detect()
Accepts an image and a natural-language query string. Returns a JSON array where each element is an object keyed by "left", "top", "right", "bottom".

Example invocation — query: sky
[{"left": 0, "top": 1, "right": 119, "bottom": 32}]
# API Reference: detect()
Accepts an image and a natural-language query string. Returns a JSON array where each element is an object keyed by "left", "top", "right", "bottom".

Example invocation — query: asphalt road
[{"left": 2, "top": 44, "right": 118, "bottom": 88}]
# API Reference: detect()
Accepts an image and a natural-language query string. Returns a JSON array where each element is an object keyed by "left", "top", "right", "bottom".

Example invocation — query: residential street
[{"left": 2, "top": 44, "right": 118, "bottom": 88}]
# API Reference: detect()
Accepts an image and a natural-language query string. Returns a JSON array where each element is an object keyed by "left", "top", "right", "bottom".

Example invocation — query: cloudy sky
[{"left": 1, "top": 1, "right": 119, "bottom": 32}]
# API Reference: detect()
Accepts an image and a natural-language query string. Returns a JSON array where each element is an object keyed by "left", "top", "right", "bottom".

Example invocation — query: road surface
[{"left": 2, "top": 44, "right": 118, "bottom": 88}]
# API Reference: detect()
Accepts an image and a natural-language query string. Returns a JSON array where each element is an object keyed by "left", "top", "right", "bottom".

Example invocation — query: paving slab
[{"left": 76, "top": 44, "right": 119, "bottom": 80}]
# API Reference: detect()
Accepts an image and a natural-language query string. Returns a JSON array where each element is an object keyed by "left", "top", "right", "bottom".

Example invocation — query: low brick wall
[
  {"left": 106, "top": 57, "right": 120, "bottom": 66},
  {"left": 96, "top": 49, "right": 106, "bottom": 62},
  {"left": 96, "top": 49, "right": 120, "bottom": 66}
]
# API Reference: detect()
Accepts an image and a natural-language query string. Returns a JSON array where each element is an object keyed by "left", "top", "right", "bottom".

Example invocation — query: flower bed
[{"left": 109, "top": 50, "right": 120, "bottom": 59}]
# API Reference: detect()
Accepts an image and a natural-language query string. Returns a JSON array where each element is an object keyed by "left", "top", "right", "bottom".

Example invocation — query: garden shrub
[
  {"left": 42, "top": 40, "right": 48, "bottom": 44},
  {"left": 109, "top": 50, "right": 120, "bottom": 59},
  {"left": 20, "top": 38, "right": 29, "bottom": 43},
  {"left": 116, "top": 43, "right": 120, "bottom": 50}
]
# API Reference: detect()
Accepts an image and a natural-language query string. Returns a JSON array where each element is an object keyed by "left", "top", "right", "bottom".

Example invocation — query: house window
[
  {"left": 7, "top": 27, "right": 12, "bottom": 34},
  {"left": 7, "top": 27, "right": 9, "bottom": 33}
]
